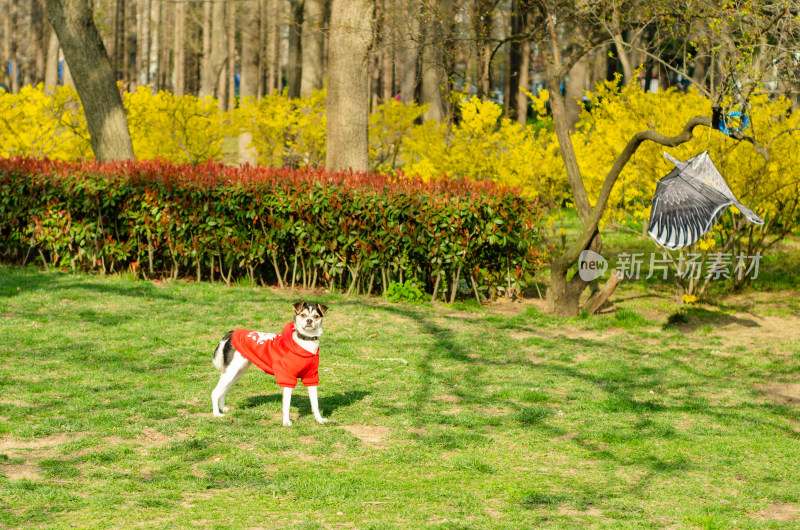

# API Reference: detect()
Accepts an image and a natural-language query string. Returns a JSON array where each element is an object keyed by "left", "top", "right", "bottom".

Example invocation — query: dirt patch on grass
[
  {"left": 0, "top": 433, "right": 80, "bottom": 458},
  {"left": 340, "top": 425, "right": 390, "bottom": 448},
  {"left": 714, "top": 314, "right": 800, "bottom": 353},
  {"left": 138, "top": 427, "right": 174, "bottom": 446},
  {"left": 1, "top": 463, "right": 41, "bottom": 480},
  {"left": 755, "top": 382, "right": 800, "bottom": 405},
  {"left": 751, "top": 503, "right": 800, "bottom": 522},
  {"left": 0, "top": 398, "right": 38, "bottom": 408}
]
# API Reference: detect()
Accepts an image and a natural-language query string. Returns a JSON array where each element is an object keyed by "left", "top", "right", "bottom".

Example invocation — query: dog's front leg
[
  {"left": 282, "top": 387, "right": 293, "bottom": 426},
  {"left": 307, "top": 386, "right": 328, "bottom": 424}
]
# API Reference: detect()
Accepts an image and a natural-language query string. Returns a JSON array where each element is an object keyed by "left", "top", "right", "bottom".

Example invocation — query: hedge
[{"left": 0, "top": 157, "right": 549, "bottom": 301}]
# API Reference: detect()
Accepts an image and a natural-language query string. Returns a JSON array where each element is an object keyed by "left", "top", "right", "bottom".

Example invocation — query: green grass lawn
[{"left": 1, "top": 265, "right": 800, "bottom": 528}]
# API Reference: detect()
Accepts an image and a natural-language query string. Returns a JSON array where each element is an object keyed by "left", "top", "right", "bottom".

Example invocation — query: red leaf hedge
[{"left": 0, "top": 157, "right": 549, "bottom": 300}]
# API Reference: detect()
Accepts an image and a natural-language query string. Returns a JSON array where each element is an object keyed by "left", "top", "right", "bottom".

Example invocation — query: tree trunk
[
  {"left": 420, "top": 0, "right": 452, "bottom": 122},
  {"left": 474, "top": 0, "right": 493, "bottom": 98},
  {"left": 61, "top": 48, "right": 74, "bottom": 86},
  {"left": 44, "top": 25, "right": 59, "bottom": 93},
  {"left": 399, "top": 1, "right": 419, "bottom": 104},
  {"left": 287, "top": 0, "right": 304, "bottom": 98},
  {"left": 199, "top": 1, "right": 226, "bottom": 99},
  {"left": 257, "top": 0, "right": 267, "bottom": 98},
  {"left": 225, "top": 0, "right": 236, "bottom": 110},
  {"left": 172, "top": 0, "right": 185, "bottom": 96},
  {"left": 9, "top": 0, "right": 19, "bottom": 93},
  {"left": 2, "top": 0, "right": 9, "bottom": 89},
  {"left": 158, "top": 0, "right": 170, "bottom": 91},
  {"left": 380, "top": 0, "right": 394, "bottom": 101},
  {"left": 516, "top": 20, "right": 530, "bottom": 124},
  {"left": 44, "top": 0, "right": 136, "bottom": 161},
  {"left": 138, "top": 0, "right": 150, "bottom": 86},
  {"left": 150, "top": 0, "right": 161, "bottom": 89},
  {"left": 123, "top": 0, "right": 134, "bottom": 90},
  {"left": 266, "top": 0, "right": 282, "bottom": 93},
  {"left": 326, "top": 0, "right": 373, "bottom": 172},
  {"left": 239, "top": 0, "right": 260, "bottom": 164},
  {"left": 300, "top": 0, "right": 325, "bottom": 97},
  {"left": 32, "top": 0, "right": 47, "bottom": 85},
  {"left": 505, "top": 0, "right": 527, "bottom": 121},
  {"left": 564, "top": 54, "right": 588, "bottom": 131}
]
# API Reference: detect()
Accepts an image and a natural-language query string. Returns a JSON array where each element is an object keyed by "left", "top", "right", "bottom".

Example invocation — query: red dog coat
[{"left": 231, "top": 322, "right": 320, "bottom": 388}]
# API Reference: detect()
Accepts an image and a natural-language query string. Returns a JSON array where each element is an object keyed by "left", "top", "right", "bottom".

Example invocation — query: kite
[{"left": 646, "top": 151, "right": 763, "bottom": 250}]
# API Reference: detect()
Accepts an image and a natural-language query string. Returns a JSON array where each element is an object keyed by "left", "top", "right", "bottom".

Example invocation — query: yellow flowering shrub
[
  {"left": 400, "top": 96, "right": 563, "bottom": 197},
  {"left": 0, "top": 84, "right": 91, "bottom": 160},
  {"left": 233, "top": 89, "right": 326, "bottom": 168},
  {"left": 124, "top": 86, "right": 232, "bottom": 163},
  {"left": 368, "top": 99, "right": 427, "bottom": 172}
]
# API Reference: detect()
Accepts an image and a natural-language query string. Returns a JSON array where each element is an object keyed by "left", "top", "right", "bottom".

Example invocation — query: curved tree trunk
[
  {"left": 326, "top": 0, "right": 373, "bottom": 172},
  {"left": 44, "top": 0, "right": 135, "bottom": 161}
]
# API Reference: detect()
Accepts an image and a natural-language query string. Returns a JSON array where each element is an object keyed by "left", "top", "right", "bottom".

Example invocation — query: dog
[{"left": 211, "top": 302, "right": 329, "bottom": 426}]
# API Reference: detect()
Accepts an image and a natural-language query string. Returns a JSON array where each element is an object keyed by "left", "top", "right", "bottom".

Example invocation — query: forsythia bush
[
  {"left": 0, "top": 158, "right": 549, "bottom": 300},
  {"left": 233, "top": 89, "right": 327, "bottom": 167},
  {"left": 125, "top": 86, "right": 232, "bottom": 163},
  {"left": 400, "top": 94, "right": 562, "bottom": 196},
  {"left": 0, "top": 84, "right": 91, "bottom": 160}
]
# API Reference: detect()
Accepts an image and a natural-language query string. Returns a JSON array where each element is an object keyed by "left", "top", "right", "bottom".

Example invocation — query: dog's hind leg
[{"left": 211, "top": 353, "right": 250, "bottom": 417}]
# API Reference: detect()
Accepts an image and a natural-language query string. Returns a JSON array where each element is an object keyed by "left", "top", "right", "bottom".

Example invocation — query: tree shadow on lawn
[
  {"left": 663, "top": 306, "right": 761, "bottom": 333},
  {"left": 361, "top": 302, "right": 800, "bottom": 505},
  {"left": 0, "top": 265, "right": 180, "bottom": 301},
  {"left": 241, "top": 390, "right": 370, "bottom": 418}
]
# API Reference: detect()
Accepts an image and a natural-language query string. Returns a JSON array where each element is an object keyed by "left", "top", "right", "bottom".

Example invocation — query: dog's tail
[{"left": 212, "top": 330, "right": 234, "bottom": 372}]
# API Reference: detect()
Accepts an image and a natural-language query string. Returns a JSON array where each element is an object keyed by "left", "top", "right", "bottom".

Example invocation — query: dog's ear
[
  {"left": 292, "top": 302, "right": 305, "bottom": 314},
  {"left": 317, "top": 304, "right": 329, "bottom": 316}
]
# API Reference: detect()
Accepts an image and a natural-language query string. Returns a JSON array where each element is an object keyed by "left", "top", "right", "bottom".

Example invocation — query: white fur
[{"left": 211, "top": 351, "right": 251, "bottom": 417}]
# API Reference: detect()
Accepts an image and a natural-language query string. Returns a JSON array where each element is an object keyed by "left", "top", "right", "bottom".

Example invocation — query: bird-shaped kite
[{"left": 647, "top": 151, "right": 763, "bottom": 250}]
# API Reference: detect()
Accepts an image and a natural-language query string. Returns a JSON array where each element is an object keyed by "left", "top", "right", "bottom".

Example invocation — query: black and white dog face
[{"left": 292, "top": 302, "right": 328, "bottom": 338}]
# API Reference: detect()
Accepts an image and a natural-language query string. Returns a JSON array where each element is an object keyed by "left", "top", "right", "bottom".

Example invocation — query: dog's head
[{"left": 292, "top": 302, "right": 329, "bottom": 338}]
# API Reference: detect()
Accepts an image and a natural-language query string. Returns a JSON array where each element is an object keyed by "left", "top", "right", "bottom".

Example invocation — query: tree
[
  {"left": 173, "top": 0, "right": 186, "bottom": 97},
  {"left": 398, "top": 0, "right": 420, "bottom": 104},
  {"left": 300, "top": 0, "right": 326, "bottom": 96},
  {"left": 239, "top": 0, "right": 260, "bottom": 164},
  {"left": 420, "top": 0, "right": 453, "bottom": 122},
  {"left": 326, "top": 0, "right": 373, "bottom": 172},
  {"left": 44, "top": 24, "right": 59, "bottom": 93},
  {"left": 44, "top": 0, "right": 135, "bottom": 161},
  {"left": 199, "top": 1, "right": 226, "bottom": 99},
  {"left": 287, "top": 0, "right": 304, "bottom": 99},
  {"left": 533, "top": 0, "right": 799, "bottom": 316}
]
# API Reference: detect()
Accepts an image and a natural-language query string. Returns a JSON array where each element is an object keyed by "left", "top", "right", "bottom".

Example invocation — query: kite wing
[
  {"left": 647, "top": 152, "right": 764, "bottom": 250},
  {"left": 647, "top": 168, "right": 732, "bottom": 250}
]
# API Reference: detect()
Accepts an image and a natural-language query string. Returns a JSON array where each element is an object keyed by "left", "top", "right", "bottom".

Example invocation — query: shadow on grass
[
  {"left": 353, "top": 299, "right": 800, "bottom": 508},
  {"left": 0, "top": 264, "right": 181, "bottom": 301},
  {"left": 241, "top": 390, "right": 370, "bottom": 418},
  {"left": 663, "top": 306, "right": 760, "bottom": 333}
]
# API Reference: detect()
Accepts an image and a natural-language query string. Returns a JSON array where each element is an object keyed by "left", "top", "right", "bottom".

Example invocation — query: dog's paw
[
  {"left": 222, "top": 406, "right": 229, "bottom": 413},
  {"left": 282, "top": 419, "right": 293, "bottom": 427},
  {"left": 315, "top": 417, "right": 329, "bottom": 424},
  {"left": 213, "top": 412, "right": 225, "bottom": 418}
]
